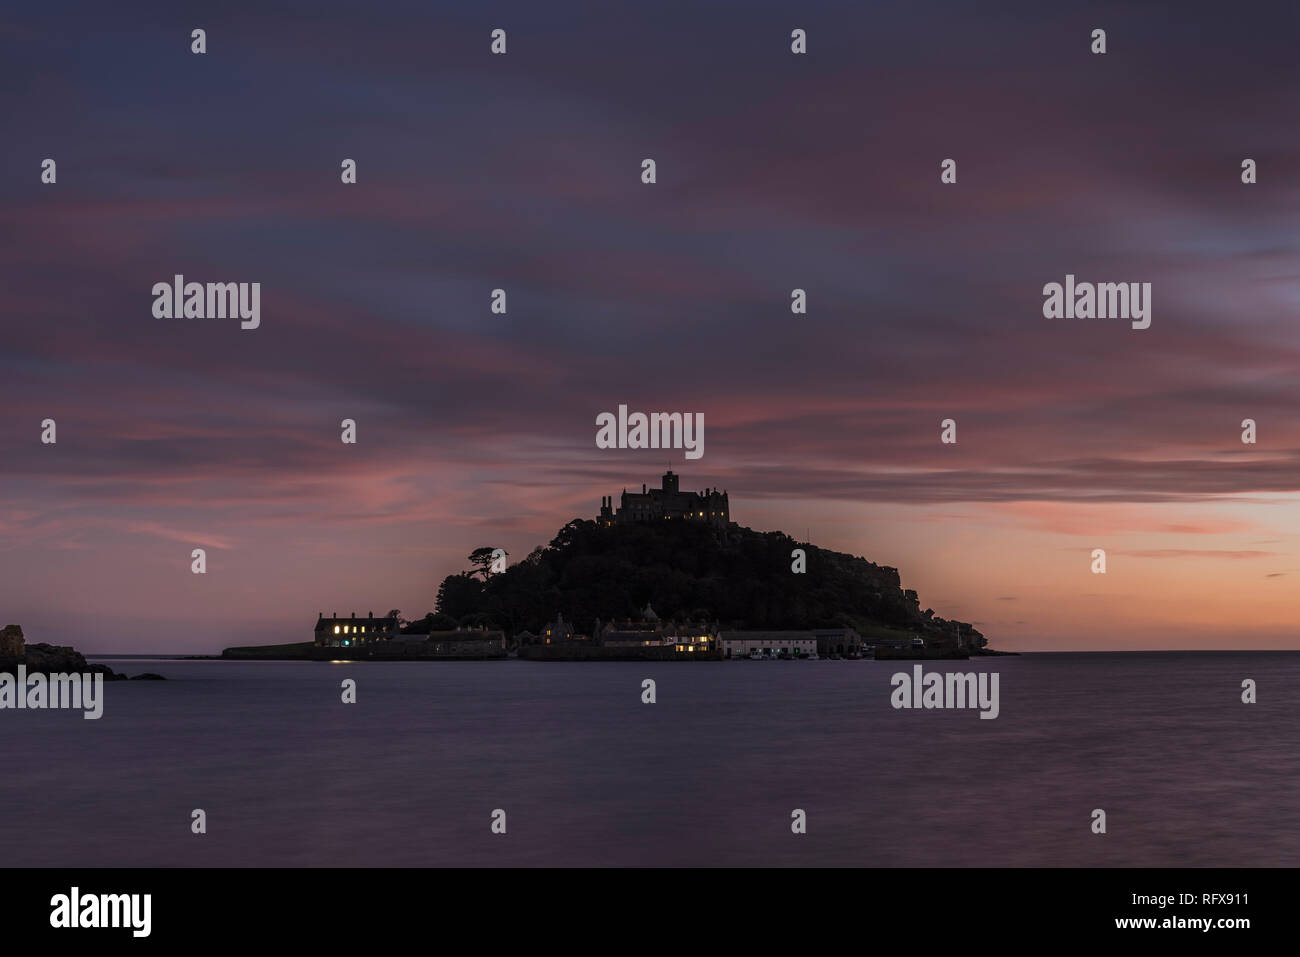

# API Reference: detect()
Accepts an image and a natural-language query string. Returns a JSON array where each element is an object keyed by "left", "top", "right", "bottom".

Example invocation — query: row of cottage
[
  {"left": 518, "top": 606, "right": 909, "bottom": 658},
  {"left": 312, "top": 608, "right": 911, "bottom": 658}
]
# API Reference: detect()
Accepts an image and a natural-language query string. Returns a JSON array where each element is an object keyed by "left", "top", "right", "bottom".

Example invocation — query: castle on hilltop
[{"left": 598, "top": 470, "right": 731, "bottom": 529}]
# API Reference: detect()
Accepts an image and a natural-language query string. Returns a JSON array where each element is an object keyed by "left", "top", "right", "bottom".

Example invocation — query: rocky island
[{"left": 223, "top": 471, "right": 1009, "bottom": 662}]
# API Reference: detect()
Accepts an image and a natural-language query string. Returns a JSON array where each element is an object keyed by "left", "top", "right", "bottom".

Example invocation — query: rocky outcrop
[
  {"left": 0, "top": 627, "right": 164, "bottom": 680},
  {"left": 20, "top": 642, "right": 127, "bottom": 680},
  {"left": 0, "top": 624, "right": 25, "bottom": 659}
]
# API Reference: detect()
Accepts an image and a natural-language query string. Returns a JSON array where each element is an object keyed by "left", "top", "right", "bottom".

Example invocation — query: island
[{"left": 224, "top": 471, "right": 1009, "bottom": 662}]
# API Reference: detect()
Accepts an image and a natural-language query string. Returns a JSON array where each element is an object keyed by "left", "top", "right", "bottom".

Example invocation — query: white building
[{"left": 719, "top": 631, "right": 818, "bottom": 658}]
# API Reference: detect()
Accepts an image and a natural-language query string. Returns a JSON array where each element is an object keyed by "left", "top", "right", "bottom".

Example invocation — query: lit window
[{"left": 334, "top": 625, "right": 340, "bottom": 634}]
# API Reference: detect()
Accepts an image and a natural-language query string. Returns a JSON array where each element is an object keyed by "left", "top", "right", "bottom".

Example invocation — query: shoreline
[{"left": 83, "top": 647, "right": 1300, "bottom": 660}]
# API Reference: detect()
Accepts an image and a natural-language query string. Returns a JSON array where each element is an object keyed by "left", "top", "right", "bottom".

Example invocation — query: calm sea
[{"left": 1, "top": 652, "right": 1295, "bottom": 867}]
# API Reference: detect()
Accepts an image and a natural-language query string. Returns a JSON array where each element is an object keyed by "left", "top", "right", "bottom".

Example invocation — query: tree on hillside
[
  {"left": 435, "top": 572, "right": 483, "bottom": 619},
  {"left": 401, "top": 612, "right": 459, "bottom": 635},
  {"left": 467, "top": 546, "right": 504, "bottom": 580}
]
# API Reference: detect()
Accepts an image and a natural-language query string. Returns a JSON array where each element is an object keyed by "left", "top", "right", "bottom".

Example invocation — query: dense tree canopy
[{"left": 427, "top": 518, "right": 983, "bottom": 646}]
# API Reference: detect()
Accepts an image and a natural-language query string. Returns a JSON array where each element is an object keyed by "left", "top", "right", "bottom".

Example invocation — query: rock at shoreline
[
  {"left": 1, "top": 628, "right": 164, "bottom": 680},
  {"left": 0, "top": 624, "right": 26, "bottom": 659},
  {"left": 23, "top": 642, "right": 127, "bottom": 679}
]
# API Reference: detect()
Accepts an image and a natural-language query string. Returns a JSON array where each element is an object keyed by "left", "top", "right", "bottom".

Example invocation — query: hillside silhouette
[{"left": 425, "top": 518, "right": 986, "bottom": 650}]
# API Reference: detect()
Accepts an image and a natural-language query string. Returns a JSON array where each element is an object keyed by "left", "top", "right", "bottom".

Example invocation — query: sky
[{"left": 3, "top": 1, "right": 1300, "bottom": 653}]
